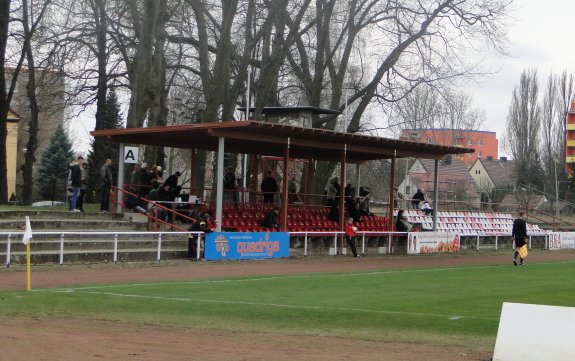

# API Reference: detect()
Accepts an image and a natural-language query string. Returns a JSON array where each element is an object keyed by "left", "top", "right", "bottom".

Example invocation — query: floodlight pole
[
  {"left": 116, "top": 143, "right": 125, "bottom": 214},
  {"left": 216, "top": 137, "right": 225, "bottom": 232}
]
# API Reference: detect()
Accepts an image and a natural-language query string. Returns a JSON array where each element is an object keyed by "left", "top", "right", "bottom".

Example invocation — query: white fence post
[
  {"left": 113, "top": 233, "right": 118, "bottom": 264},
  {"left": 304, "top": 233, "right": 308, "bottom": 257},
  {"left": 196, "top": 233, "right": 202, "bottom": 259},
  {"left": 362, "top": 233, "right": 366, "bottom": 255},
  {"left": 476, "top": 235, "right": 480, "bottom": 251},
  {"left": 495, "top": 235, "right": 498, "bottom": 251},
  {"left": 333, "top": 234, "right": 337, "bottom": 256},
  {"left": 59, "top": 234, "right": 65, "bottom": 265},
  {"left": 6, "top": 233, "right": 11, "bottom": 268},
  {"left": 156, "top": 233, "right": 163, "bottom": 263}
]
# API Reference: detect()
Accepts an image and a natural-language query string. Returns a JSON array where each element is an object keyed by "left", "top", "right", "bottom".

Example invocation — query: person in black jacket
[
  {"left": 159, "top": 171, "right": 182, "bottom": 201},
  {"left": 223, "top": 167, "right": 237, "bottom": 203},
  {"left": 261, "top": 207, "right": 280, "bottom": 230},
  {"left": 261, "top": 171, "right": 278, "bottom": 203},
  {"left": 512, "top": 211, "right": 528, "bottom": 266},
  {"left": 187, "top": 212, "right": 214, "bottom": 260},
  {"left": 69, "top": 156, "right": 84, "bottom": 212},
  {"left": 411, "top": 188, "right": 426, "bottom": 209}
]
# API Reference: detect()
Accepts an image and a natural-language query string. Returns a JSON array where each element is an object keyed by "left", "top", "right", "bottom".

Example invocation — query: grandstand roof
[{"left": 91, "top": 121, "right": 474, "bottom": 163}]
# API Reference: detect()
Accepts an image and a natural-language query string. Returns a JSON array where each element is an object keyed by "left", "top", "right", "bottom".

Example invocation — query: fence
[{"left": 1, "top": 230, "right": 549, "bottom": 267}]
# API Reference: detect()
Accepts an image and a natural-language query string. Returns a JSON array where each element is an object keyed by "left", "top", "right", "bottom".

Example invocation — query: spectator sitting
[
  {"left": 125, "top": 195, "right": 147, "bottom": 215},
  {"left": 260, "top": 206, "right": 281, "bottom": 230},
  {"left": 420, "top": 201, "right": 433, "bottom": 216},
  {"left": 359, "top": 195, "right": 372, "bottom": 216}
]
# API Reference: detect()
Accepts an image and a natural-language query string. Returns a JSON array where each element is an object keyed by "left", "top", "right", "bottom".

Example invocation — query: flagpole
[
  {"left": 26, "top": 242, "right": 31, "bottom": 291},
  {"left": 22, "top": 216, "right": 33, "bottom": 291}
]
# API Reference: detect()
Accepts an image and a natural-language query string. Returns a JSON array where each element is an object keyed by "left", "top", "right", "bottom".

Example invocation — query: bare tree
[{"left": 505, "top": 69, "right": 544, "bottom": 187}]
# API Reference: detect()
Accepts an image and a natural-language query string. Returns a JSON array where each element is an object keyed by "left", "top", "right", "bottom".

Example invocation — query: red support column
[
  {"left": 304, "top": 158, "right": 313, "bottom": 205},
  {"left": 388, "top": 152, "right": 397, "bottom": 233},
  {"left": 190, "top": 149, "right": 197, "bottom": 195},
  {"left": 281, "top": 139, "right": 290, "bottom": 231},
  {"left": 339, "top": 146, "right": 347, "bottom": 255}
]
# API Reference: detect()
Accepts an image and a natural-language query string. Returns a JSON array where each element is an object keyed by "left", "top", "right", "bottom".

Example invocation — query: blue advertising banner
[{"left": 205, "top": 232, "right": 290, "bottom": 260}]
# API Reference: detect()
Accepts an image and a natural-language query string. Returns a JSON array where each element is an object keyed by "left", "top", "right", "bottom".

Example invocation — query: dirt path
[{"left": 2, "top": 251, "right": 574, "bottom": 361}]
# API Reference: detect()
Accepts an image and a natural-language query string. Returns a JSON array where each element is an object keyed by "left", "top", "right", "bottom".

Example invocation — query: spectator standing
[
  {"left": 261, "top": 171, "right": 278, "bottom": 203},
  {"left": 411, "top": 188, "right": 425, "bottom": 209},
  {"left": 326, "top": 177, "right": 340, "bottom": 206},
  {"left": 160, "top": 171, "right": 182, "bottom": 201},
  {"left": 394, "top": 185, "right": 406, "bottom": 209},
  {"left": 512, "top": 211, "right": 528, "bottom": 266},
  {"left": 77, "top": 161, "right": 87, "bottom": 212},
  {"left": 139, "top": 163, "right": 152, "bottom": 196},
  {"left": 100, "top": 158, "right": 113, "bottom": 212},
  {"left": 344, "top": 217, "right": 359, "bottom": 257},
  {"left": 130, "top": 163, "right": 142, "bottom": 194},
  {"left": 344, "top": 182, "right": 353, "bottom": 203},
  {"left": 223, "top": 167, "right": 237, "bottom": 203},
  {"left": 288, "top": 175, "right": 299, "bottom": 203},
  {"left": 69, "top": 156, "right": 84, "bottom": 212}
]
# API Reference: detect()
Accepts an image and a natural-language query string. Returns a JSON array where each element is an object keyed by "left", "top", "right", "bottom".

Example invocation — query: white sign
[
  {"left": 123, "top": 146, "right": 139, "bottom": 164},
  {"left": 548, "top": 232, "right": 575, "bottom": 250},
  {"left": 493, "top": 302, "right": 575, "bottom": 360},
  {"left": 407, "top": 232, "right": 460, "bottom": 254}
]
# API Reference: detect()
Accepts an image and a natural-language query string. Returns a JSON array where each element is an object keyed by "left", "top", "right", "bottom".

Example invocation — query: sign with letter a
[{"left": 124, "top": 146, "right": 139, "bottom": 164}]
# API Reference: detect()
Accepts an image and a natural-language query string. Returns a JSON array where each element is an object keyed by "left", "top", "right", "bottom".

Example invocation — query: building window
[
  {"left": 477, "top": 139, "right": 483, "bottom": 146},
  {"left": 478, "top": 151, "right": 482, "bottom": 157},
  {"left": 468, "top": 139, "right": 473, "bottom": 146},
  {"left": 426, "top": 137, "right": 432, "bottom": 143}
]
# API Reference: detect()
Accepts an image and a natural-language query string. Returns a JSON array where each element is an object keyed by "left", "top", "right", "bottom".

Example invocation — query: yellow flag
[{"left": 518, "top": 244, "right": 528, "bottom": 259}]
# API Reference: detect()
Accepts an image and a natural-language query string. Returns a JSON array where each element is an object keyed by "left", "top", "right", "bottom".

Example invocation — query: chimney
[{"left": 499, "top": 156, "right": 507, "bottom": 162}]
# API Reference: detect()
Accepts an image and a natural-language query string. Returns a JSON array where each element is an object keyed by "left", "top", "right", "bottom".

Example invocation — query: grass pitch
[{"left": 2, "top": 260, "right": 575, "bottom": 348}]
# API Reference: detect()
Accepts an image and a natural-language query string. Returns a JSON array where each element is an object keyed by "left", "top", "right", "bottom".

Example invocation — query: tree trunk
[
  {"left": 21, "top": 0, "right": 41, "bottom": 205},
  {"left": 126, "top": 0, "right": 163, "bottom": 128},
  {"left": 0, "top": 0, "right": 10, "bottom": 203}
]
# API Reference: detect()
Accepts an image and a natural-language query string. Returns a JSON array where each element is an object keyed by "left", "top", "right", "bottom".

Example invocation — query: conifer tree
[
  {"left": 85, "top": 89, "right": 123, "bottom": 202},
  {"left": 36, "top": 125, "right": 75, "bottom": 202}
]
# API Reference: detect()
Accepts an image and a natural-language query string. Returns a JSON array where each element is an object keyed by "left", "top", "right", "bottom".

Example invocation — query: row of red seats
[{"left": 221, "top": 207, "right": 390, "bottom": 232}]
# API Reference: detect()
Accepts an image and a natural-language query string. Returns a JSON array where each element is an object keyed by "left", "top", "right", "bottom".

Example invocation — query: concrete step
[
  {"left": 0, "top": 219, "right": 150, "bottom": 231},
  {"left": 0, "top": 210, "right": 125, "bottom": 220}
]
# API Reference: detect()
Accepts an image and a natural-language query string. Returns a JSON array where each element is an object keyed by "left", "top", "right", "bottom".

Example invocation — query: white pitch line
[
  {"left": 61, "top": 289, "right": 498, "bottom": 321},
  {"left": 33, "top": 259, "right": 575, "bottom": 293}
]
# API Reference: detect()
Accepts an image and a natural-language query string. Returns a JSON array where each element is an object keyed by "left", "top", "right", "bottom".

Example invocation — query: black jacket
[
  {"left": 261, "top": 176, "right": 278, "bottom": 193},
  {"left": 512, "top": 217, "right": 527, "bottom": 241},
  {"left": 70, "top": 164, "right": 82, "bottom": 187}
]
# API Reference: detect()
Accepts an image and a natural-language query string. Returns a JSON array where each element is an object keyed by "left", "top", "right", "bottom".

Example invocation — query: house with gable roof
[
  {"left": 398, "top": 157, "right": 481, "bottom": 209},
  {"left": 469, "top": 156, "right": 515, "bottom": 203}
]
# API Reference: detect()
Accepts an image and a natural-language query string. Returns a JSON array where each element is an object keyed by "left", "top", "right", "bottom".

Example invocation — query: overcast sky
[
  {"left": 69, "top": 0, "right": 575, "bottom": 158},
  {"left": 465, "top": 0, "right": 575, "bottom": 156}
]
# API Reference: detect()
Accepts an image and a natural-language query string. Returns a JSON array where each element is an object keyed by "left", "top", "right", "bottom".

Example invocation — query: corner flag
[
  {"left": 22, "top": 216, "right": 32, "bottom": 245},
  {"left": 22, "top": 216, "right": 32, "bottom": 291}
]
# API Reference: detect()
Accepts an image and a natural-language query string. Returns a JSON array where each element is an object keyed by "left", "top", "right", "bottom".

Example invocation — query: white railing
[
  {"left": 1, "top": 230, "right": 549, "bottom": 267},
  {"left": 1, "top": 231, "right": 201, "bottom": 267}
]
